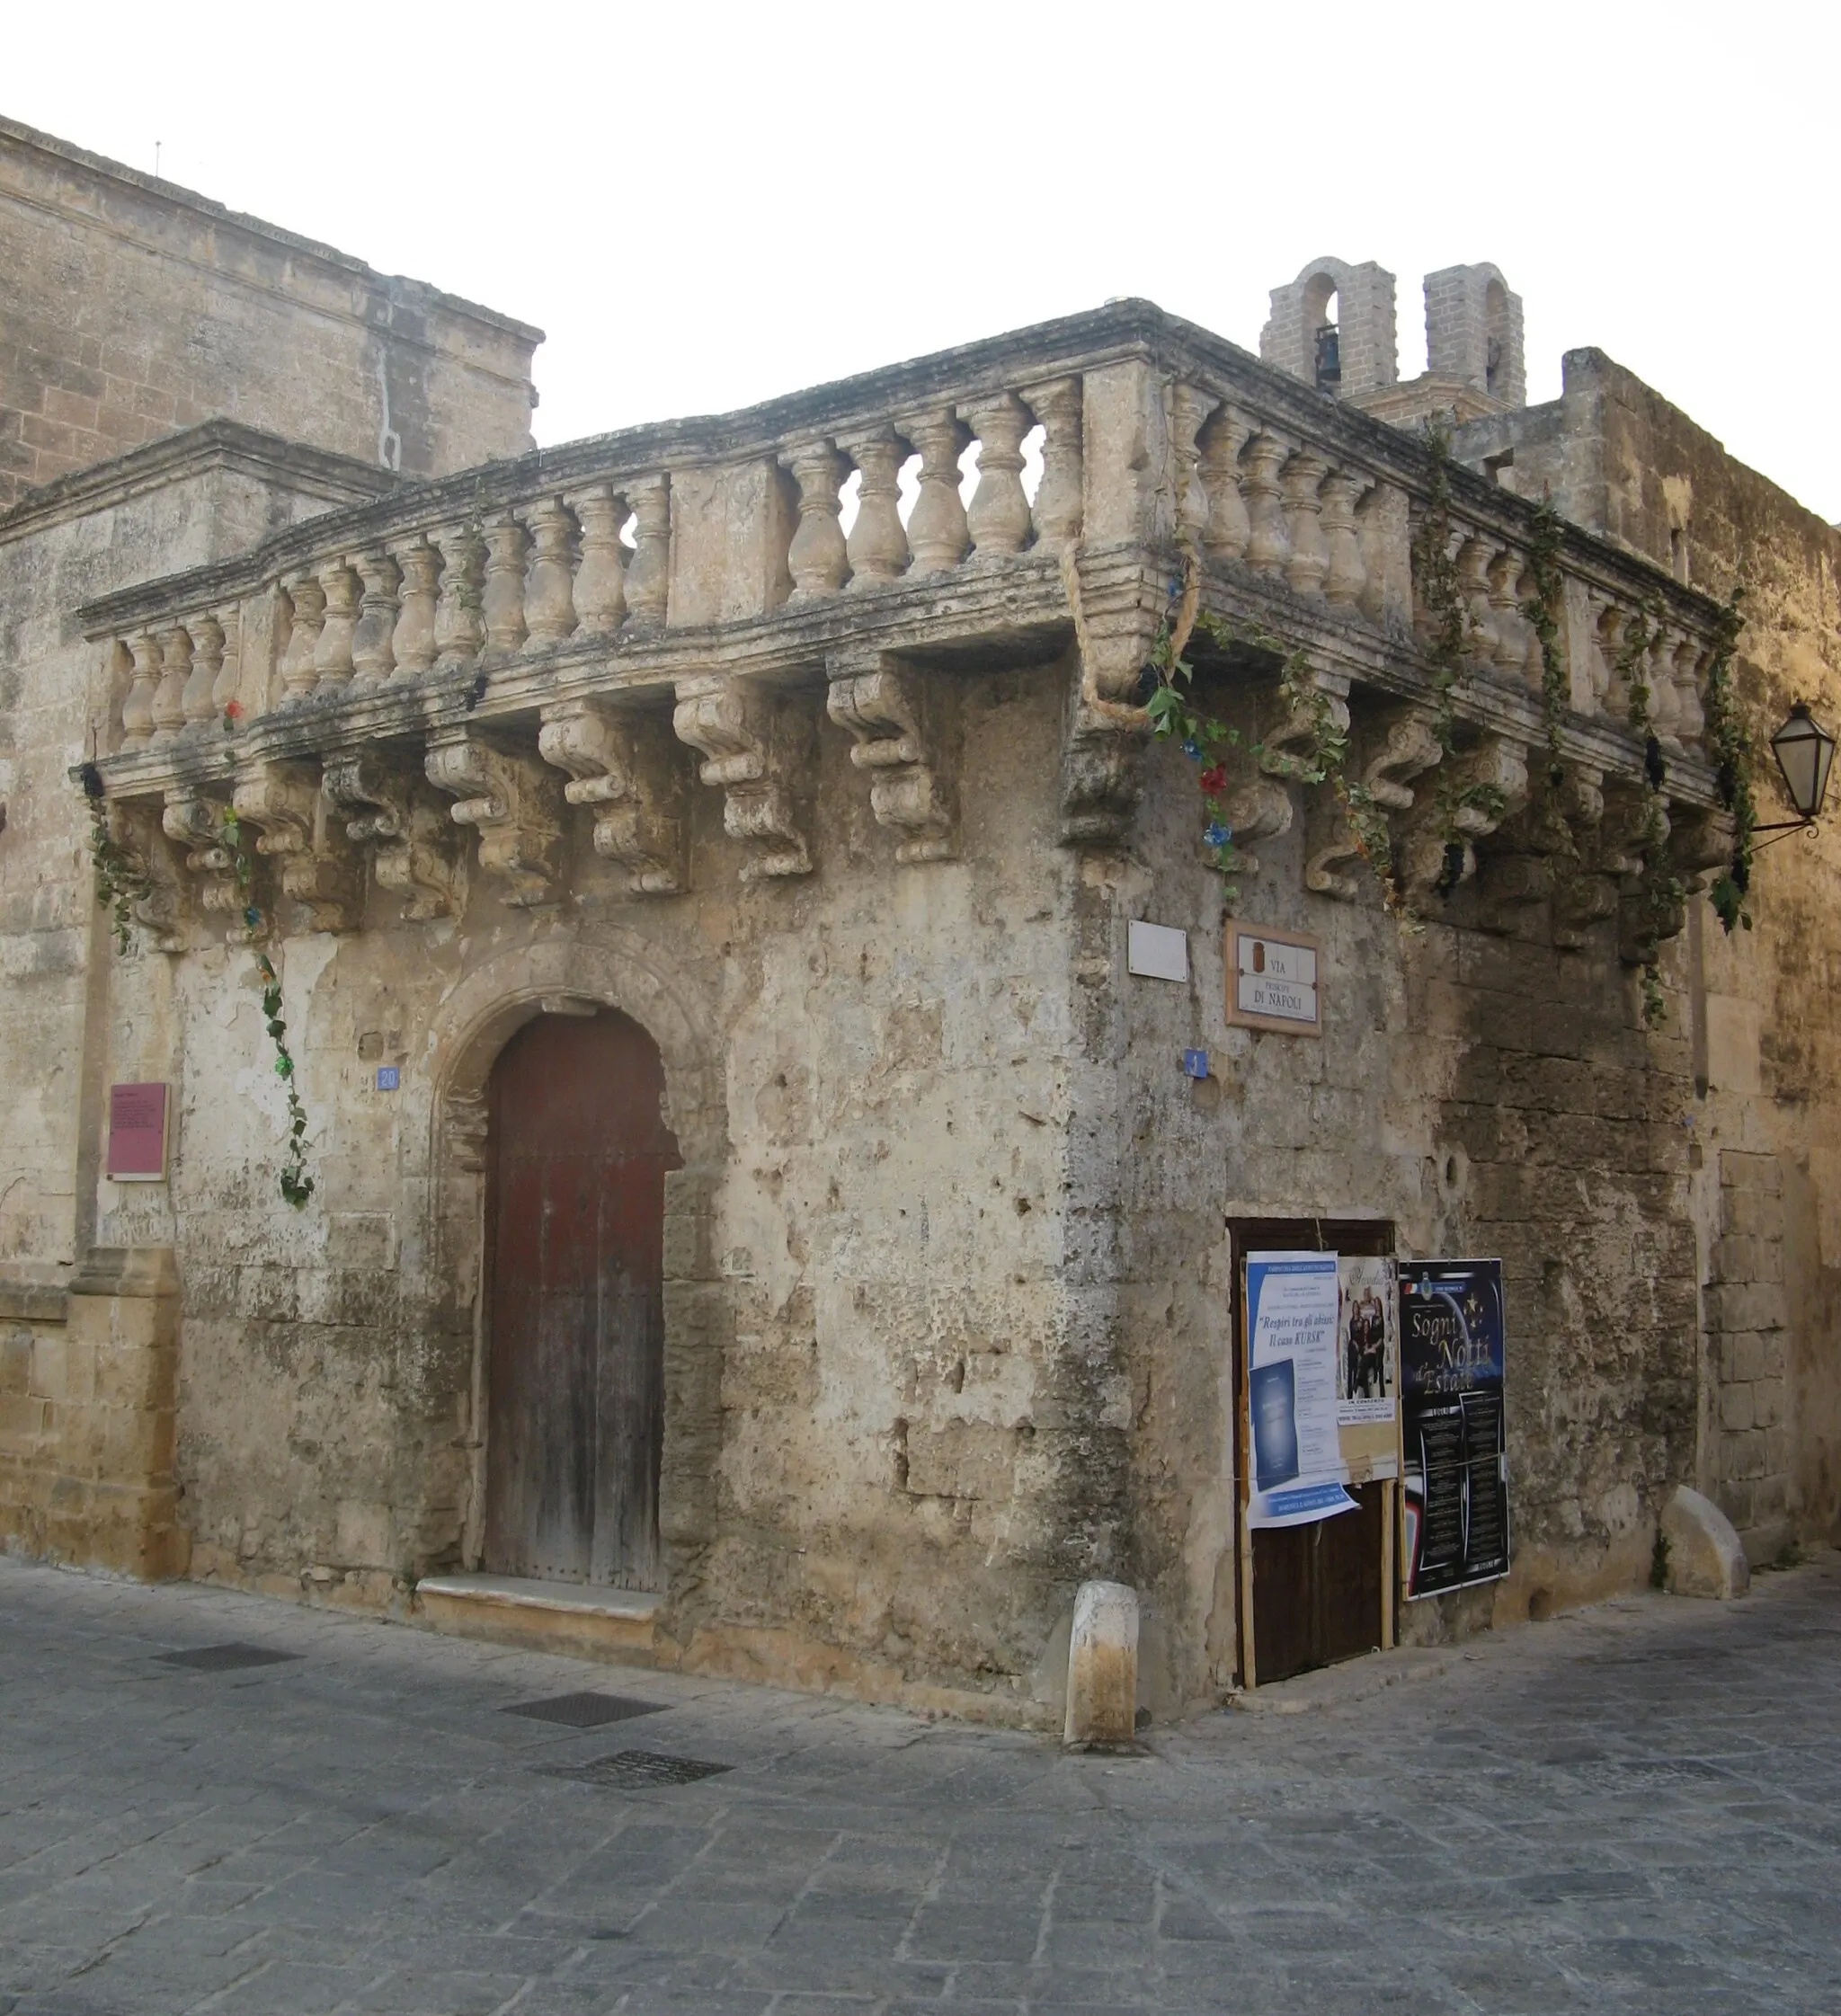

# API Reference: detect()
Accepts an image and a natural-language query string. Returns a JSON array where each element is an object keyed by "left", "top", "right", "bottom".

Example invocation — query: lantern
[{"left": 1769, "top": 703, "right": 1837, "bottom": 823}]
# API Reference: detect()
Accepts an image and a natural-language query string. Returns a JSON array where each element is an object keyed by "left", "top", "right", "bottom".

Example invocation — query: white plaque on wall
[{"left": 1127, "top": 919, "right": 1189, "bottom": 982}]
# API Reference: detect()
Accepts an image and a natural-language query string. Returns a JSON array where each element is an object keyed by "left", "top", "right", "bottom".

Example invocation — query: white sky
[{"left": 11, "top": 2, "right": 1837, "bottom": 522}]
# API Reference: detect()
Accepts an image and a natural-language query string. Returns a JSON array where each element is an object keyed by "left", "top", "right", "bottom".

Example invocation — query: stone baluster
[
  {"left": 1198, "top": 405, "right": 1252, "bottom": 562},
  {"left": 840, "top": 426, "right": 910, "bottom": 584},
  {"left": 1241, "top": 433, "right": 1291, "bottom": 576},
  {"left": 1456, "top": 538, "right": 1499, "bottom": 665},
  {"left": 1487, "top": 548, "right": 1526, "bottom": 676},
  {"left": 481, "top": 514, "right": 529, "bottom": 655},
  {"left": 350, "top": 553, "right": 400, "bottom": 684},
  {"left": 783, "top": 440, "right": 851, "bottom": 599},
  {"left": 280, "top": 575, "right": 325, "bottom": 701},
  {"left": 520, "top": 499, "right": 578, "bottom": 645},
  {"left": 313, "top": 563, "right": 358, "bottom": 691},
  {"left": 1671, "top": 634, "right": 1706, "bottom": 749},
  {"left": 1647, "top": 629, "right": 1683, "bottom": 746},
  {"left": 120, "top": 634, "right": 159, "bottom": 749},
  {"left": 182, "top": 614, "right": 223, "bottom": 729},
  {"left": 211, "top": 606, "right": 242, "bottom": 718},
  {"left": 1022, "top": 377, "right": 1081, "bottom": 552},
  {"left": 966, "top": 392, "right": 1034, "bottom": 557},
  {"left": 623, "top": 475, "right": 671, "bottom": 624},
  {"left": 390, "top": 537, "right": 440, "bottom": 675},
  {"left": 1169, "top": 382, "right": 1217, "bottom": 555},
  {"left": 904, "top": 410, "right": 971, "bottom": 574},
  {"left": 1517, "top": 564, "right": 1551, "bottom": 693},
  {"left": 1282, "top": 452, "right": 1330, "bottom": 597},
  {"left": 1320, "top": 469, "right": 1366, "bottom": 608},
  {"left": 569, "top": 486, "right": 629, "bottom": 632},
  {"left": 149, "top": 626, "right": 191, "bottom": 742},
  {"left": 1193, "top": 407, "right": 1250, "bottom": 568},
  {"left": 432, "top": 525, "right": 485, "bottom": 671}
]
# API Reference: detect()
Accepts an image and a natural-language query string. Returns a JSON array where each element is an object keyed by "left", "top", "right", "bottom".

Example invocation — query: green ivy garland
[
  {"left": 218, "top": 808, "right": 316, "bottom": 1209},
  {"left": 1519, "top": 497, "right": 1570, "bottom": 787},
  {"left": 1698, "top": 587, "right": 1754, "bottom": 933},
  {"left": 77, "top": 763, "right": 150, "bottom": 954},
  {"left": 1615, "top": 598, "right": 1683, "bottom": 1026}
]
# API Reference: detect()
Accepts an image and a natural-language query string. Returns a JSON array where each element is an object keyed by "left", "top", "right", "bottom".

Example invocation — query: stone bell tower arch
[{"left": 1259, "top": 256, "right": 1401, "bottom": 400}]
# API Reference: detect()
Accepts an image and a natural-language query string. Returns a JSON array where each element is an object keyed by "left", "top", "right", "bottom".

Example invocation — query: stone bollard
[
  {"left": 1660, "top": 1486, "right": 1750, "bottom": 1600},
  {"left": 1063, "top": 1579, "right": 1140, "bottom": 1747}
]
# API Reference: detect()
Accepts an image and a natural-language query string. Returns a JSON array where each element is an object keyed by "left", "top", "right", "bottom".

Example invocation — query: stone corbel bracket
[
  {"left": 424, "top": 730, "right": 564, "bottom": 909},
  {"left": 232, "top": 759, "right": 363, "bottom": 933},
  {"left": 1399, "top": 733, "right": 1530, "bottom": 898},
  {"left": 1220, "top": 776, "right": 1292, "bottom": 880},
  {"left": 1057, "top": 550, "right": 1160, "bottom": 848},
  {"left": 112, "top": 799, "right": 191, "bottom": 952},
  {"left": 538, "top": 698, "right": 686, "bottom": 896},
  {"left": 322, "top": 750, "right": 465, "bottom": 922},
  {"left": 671, "top": 674, "right": 812, "bottom": 882},
  {"left": 1305, "top": 707, "right": 1442, "bottom": 900},
  {"left": 825, "top": 653, "right": 959, "bottom": 864},
  {"left": 1258, "top": 665, "right": 1351, "bottom": 782},
  {"left": 160, "top": 789, "right": 243, "bottom": 931}
]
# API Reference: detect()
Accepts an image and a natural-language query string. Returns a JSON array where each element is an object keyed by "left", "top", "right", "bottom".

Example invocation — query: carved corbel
[
  {"left": 1258, "top": 666, "right": 1351, "bottom": 782},
  {"left": 323, "top": 751, "right": 465, "bottom": 922},
  {"left": 1057, "top": 554, "right": 1159, "bottom": 848},
  {"left": 1305, "top": 708, "right": 1442, "bottom": 900},
  {"left": 538, "top": 699, "right": 686, "bottom": 895},
  {"left": 111, "top": 800, "right": 191, "bottom": 952},
  {"left": 233, "top": 760, "right": 363, "bottom": 933},
  {"left": 1668, "top": 804, "right": 1737, "bottom": 894},
  {"left": 161, "top": 789, "right": 243, "bottom": 927},
  {"left": 671, "top": 675, "right": 812, "bottom": 881},
  {"left": 424, "top": 731, "right": 563, "bottom": 908},
  {"left": 1400, "top": 735, "right": 1530, "bottom": 898},
  {"left": 1221, "top": 777, "right": 1293, "bottom": 880},
  {"left": 825, "top": 655, "right": 958, "bottom": 864}
]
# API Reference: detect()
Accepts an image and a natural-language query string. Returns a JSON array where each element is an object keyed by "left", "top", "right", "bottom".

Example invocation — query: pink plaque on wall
[{"left": 107, "top": 1082, "right": 169, "bottom": 1180}]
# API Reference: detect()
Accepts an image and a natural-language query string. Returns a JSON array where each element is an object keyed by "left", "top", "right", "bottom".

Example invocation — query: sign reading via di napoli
[{"left": 1399, "top": 1258, "right": 1508, "bottom": 1598}]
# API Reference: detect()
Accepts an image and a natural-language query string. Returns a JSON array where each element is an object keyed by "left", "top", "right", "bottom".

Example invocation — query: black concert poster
[{"left": 1398, "top": 1259, "right": 1508, "bottom": 1598}]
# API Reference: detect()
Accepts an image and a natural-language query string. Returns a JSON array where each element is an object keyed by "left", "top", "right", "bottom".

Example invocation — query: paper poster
[
  {"left": 1399, "top": 1259, "right": 1508, "bottom": 1598},
  {"left": 1245, "top": 1251, "right": 1356, "bottom": 1528},
  {"left": 1336, "top": 1256, "right": 1396, "bottom": 1426}
]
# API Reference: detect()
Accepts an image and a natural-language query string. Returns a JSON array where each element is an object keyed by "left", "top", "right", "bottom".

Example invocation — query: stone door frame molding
[{"left": 415, "top": 929, "right": 727, "bottom": 1595}]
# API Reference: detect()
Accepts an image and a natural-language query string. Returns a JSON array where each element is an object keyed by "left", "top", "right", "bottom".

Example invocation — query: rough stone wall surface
[
  {"left": 63, "top": 659, "right": 1091, "bottom": 1717},
  {"left": 1454, "top": 349, "right": 1841, "bottom": 1553},
  {"left": 0, "top": 115, "right": 540, "bottom": 506}
]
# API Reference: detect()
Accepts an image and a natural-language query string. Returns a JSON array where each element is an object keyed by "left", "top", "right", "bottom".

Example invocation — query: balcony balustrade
[{"left": 76, "top": 301, "right": 1731, "bottom": 953}]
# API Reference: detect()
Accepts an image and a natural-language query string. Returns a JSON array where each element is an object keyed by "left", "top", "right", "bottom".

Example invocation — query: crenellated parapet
[{"left": 76, "top": 300, "right": 1733, "bottom": 958}]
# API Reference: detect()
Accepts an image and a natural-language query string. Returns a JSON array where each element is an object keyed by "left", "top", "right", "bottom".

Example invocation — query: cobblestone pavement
[{"left": 4, "top": 1554, "right": 1840, "bottom": 2014}]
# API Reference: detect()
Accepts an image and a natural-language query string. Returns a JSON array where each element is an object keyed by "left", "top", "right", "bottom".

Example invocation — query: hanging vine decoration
[
  {"left": 218, "top": 808, "right": 316, "bottom": 1209},
  {"left": 1698, "top": 586, "right": 1754, "bottom": 934},
  {"left": 1616, "top": 597, "right": 1682, "bottom": 1026},
  {"left": 1140, "top": 549, "right": 1407, "bottom": 913},
  {"left": 1412, "top": 423, "right": 1499, "bottom": 896},
  {"left": 76, "top": 762, "right": 151, "bottom": 955},
  {"left": 1520, "top": 496, "right": 1570, "bottom": 787}
]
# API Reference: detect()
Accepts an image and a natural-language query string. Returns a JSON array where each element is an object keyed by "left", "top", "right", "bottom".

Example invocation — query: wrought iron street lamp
[{"left": 1756, "top": 701, "right": 1837, "bottom": 847}]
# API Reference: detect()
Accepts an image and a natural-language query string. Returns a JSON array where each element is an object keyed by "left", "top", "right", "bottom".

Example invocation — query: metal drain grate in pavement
[
  {"left": 538, "top": 1750, "right": 731, "bottom": 1789},
  {"left": 155, "top": 1643, "right": 301, "bottom": 1672},
  {"left": 502, "top": 1691, "right": 663, "bottom": 1728}
]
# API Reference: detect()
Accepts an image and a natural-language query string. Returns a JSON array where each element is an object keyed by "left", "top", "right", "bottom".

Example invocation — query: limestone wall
[
  {"left": 1456, "top": 351, "right": 1841, "bottom": 1559},
  {"left": 0, "top": 114, "right": 540, "bottom": 506}
]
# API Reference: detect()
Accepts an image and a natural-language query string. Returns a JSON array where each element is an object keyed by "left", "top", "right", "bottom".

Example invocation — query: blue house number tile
[
  {"left": 375, "top": 1066, "right": 400, "bottom": 1091},
  {"left": 1182, "top": 1049, "right": 1209, "bottom": 1079}
]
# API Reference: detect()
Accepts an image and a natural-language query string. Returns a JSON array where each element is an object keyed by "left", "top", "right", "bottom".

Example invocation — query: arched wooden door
[{"left": 484, "top": 1009, "right": 680, "bottom": 1589}]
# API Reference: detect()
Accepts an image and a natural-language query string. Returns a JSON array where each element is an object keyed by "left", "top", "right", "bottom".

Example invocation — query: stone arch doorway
[{"left": 484, "top": 1008, "right": 682, "bottom": 1591}]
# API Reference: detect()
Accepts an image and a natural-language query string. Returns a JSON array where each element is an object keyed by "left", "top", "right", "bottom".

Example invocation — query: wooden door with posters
[
  {"left": 1231, "top": 1218, "right": 1395, "bottom": 1686},
  {"left": 485, "top": 1009, "right": 680, "bottom": 1589}
]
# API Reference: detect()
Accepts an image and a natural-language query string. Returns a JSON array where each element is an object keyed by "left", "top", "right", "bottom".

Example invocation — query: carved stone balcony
[{"left": 76, "top": 299, "right": 1732, "bottom": 949}]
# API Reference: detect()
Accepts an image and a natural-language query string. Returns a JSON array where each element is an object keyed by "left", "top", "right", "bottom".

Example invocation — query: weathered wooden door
[
  {"left": 485, "top": 1009, "right": 678, "bottom": 1589},
  {"left": 1232, "top": 1218, "right": 1394, "bottom": 1686}
]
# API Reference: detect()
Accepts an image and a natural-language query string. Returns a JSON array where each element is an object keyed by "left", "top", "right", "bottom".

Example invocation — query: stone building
[{"left": 3, "top": 120, "right": 1837, "bottom": 1727}]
